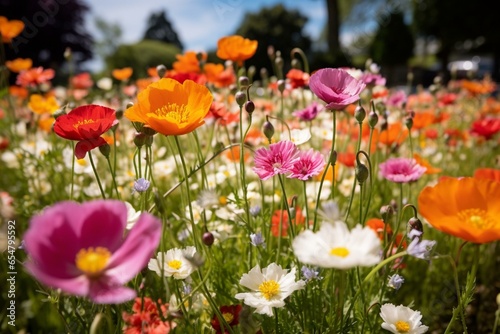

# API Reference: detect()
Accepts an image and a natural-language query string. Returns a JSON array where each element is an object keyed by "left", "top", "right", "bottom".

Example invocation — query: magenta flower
[
  {"left": 309, "top": 68, "right": 366, "bottom": 110},
  {"left": 23, "top": 200, "right": 161, "bottom": 304},
  {"left": 292, "top": 102, "right": 321, "bottom": 121},
  {"left": 288, "top": 149, "right": 326, "bottom": 181},
  {"left": 252, "top": 141, "right": 299, "bottom": 180},
  {"left": 360, "top": 72, "right": 386, "bottom": 86},
  {"left": 386, "top": 90, "right": 407, "bottom": 108},
  {"left": 379, "top": 158, "right": 426, "bottom": 183}
]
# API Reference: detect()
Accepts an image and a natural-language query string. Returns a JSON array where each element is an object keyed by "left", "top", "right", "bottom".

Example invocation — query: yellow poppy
[
  {"left": 112, "top": 67, "right": 133, "bottom": 81},
  {"left": 125, "top": 78, "right": 213, "bottom": 136},
  {"left": 0, "top": 16, "right": 24, "bottom": 43},
  {"left": 6, "top": 58, "right": 32, "bottom": 73},
  {"left": 418, "top": 177, "right": 500, "bottom": 244},
  {"left": 28, "top": 94, "right": 60, "bottom": 115},
  {"left": 216, "top": 35, "right": 258, "bottom": 65}
]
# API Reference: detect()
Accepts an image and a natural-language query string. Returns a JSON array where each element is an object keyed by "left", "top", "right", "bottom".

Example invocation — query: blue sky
[{"left": 84, "top": 0, "right": 327, "bottom": 69}]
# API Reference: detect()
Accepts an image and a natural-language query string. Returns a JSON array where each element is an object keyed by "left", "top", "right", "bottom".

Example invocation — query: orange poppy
[
  {"left": 112, "top": 67, "right": 133, "bottom": 81},
  {"left": 473, "top": 168, "right": 500, "bottom": 183},
  {"left": 9, "top": 85, "right": 28, "bottom": 99},
  {"left": 286, "top": 69, "right": 309, "bottom": 89},
  {"left": 413, "top": 153, "right": 441, "bottom": 174},
  {"left": 216, "top": 35, "right": 258, "bottom": 65},
  {"left": 0, "top": 16, "right": 24, "bottom": 43},
  {"left": 28, "top": 94, "right": 60, "bottom": 115},
  {"left": 125, "top": 78, "right": 213, "bottom": 136},
  {"left": 461, "top": 79, "right": 496, "bottom": 95},
  {"left": 411, "top": 112, "right": 435, "bottom": 131},
  {"left": 16, "top": 67, "right": 55, "bottom": 87},
  {"left": 378, "top": 122, "right": 408, "bottom": 146},
  {"left": 481, "top": 98, "right": 500, "bottom": 116},
  {"left": 366, "top": 218, "right": 392, "bottom": 240},
  {"left": 38, "top": 115, "right": 55, "bottom": 133},
  {"left": 314, "top": 163, "right": 339, "bottom": 183},
  {"left": 173, "top": 51, "right": 205, "bottom": 74},
  {"left": 5, "top": 58, "right": 32, "bottom": 73},
  {"left": 418, "top": 177, "right": 500, "bottom": 243},
  {"left": 224, "top": 145, "right": 250, "bottom": 162}
]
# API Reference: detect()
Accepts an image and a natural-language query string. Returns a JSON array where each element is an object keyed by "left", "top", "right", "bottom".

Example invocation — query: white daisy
[
  {"left": 292, "top": 221, "right": 381, "bottom": 269},
  {"left": 235, "top": 263, "right": 305, "bottom": 316},
  {"left": 148, "top": 246, "right": 198, "bottom": 279},
  {"left": 380, "top": 303, "right": 429, "bottom": 334},
  {"left": 280, "top": 128, "right": 311, "bottom": 145}
]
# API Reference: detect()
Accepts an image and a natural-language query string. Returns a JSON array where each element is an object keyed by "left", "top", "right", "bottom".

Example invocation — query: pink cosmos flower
[
  {"left": 292, "top": 102, "right": 321, "bottom": 121},
  {"left": 288, "top": 148, "right": 326, "bottom": 181},
  {"left": 23, "top": 200, "right": 162, "bottom": 304},
  {"left": 252, "top": 141, "right": 299, "bottom": 180},
  {"left": 309, "top": 68, "right": 366, "bottom": 110},
  {"left": 379, "top": 158, "right": 426, "bottom": 183}
]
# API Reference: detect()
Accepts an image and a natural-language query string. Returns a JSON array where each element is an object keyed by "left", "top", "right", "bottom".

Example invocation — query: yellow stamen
[
  {"left": 219, "top": 196, "right": 227, "bottom": 205},
  {"left": 75, "top": 247, "right": 111, "bottom": 277},
  {"left": 76, "top": 158, "right": 87, "bottom": 166},
  {"left": 258, "top": 280, "right": 280, "bottom": 300},
  {"left": 73, "top": 119, "right": 95, "bottom": 129},
  {"left": 395, "top": 320, "right": 411, "bottom": 332},
  {"left": 152, "top": 104, "right": 188, "bottom": 123},
  {"left": 168, "top": 260, "right": 182, "bottom": 270},
  {"left": 457, "top": 208, "right": 493, "bottom": 229},
  {"left": 330, "top": 247, "right": 350, "bottom": 257},
  {"left": 222, "top": 312, "right": 234, "bottom": 323}
]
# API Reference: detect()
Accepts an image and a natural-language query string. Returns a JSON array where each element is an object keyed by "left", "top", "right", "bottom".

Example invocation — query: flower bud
[
  {"left": 115, "top": 109, "right": 124, "bottom": 119},
  {"left": 405, "top": 116, "right": 413, "bottom": 131},
  {"left": 291, "top": 58, "right": 301, "bottom": 69},
  {"left": 260, "top": 68, "right": 268, "bottom": 80},
  {"left": 53, "top": 108, "right": 67, "bottom": 119},
  {"left": 354, "top": 105, "right": 366, "bottom": 123},
  {"left": 380, "top": 205, "right": 394, "bottom": 222},
  {"left": 99, "top": 143, "right": 111, "bottom": 158},
  {"left": 134, "top": 132, "right": 147, "bottom": 147},
  {"left": 288, "top": 207, "right": 296, "bottom": 220},
  {"left": 142, "top": 126, "right": 157, "bottom": 137},
  {"left": 156, "top": 64, "right": 167, "bottom": 78},
  {"left": 145, "top": 135, "right": 154, "bottom": 147},
  {"left": 379, "top": 119, "right": 388, "bottom": 132},
  {"left": 355, "top": 163, "right": 369, "bottom": 184},
  {"left": 235, "top": 91, "right": 246, "bottom": 107},
  {"left": 239, "top": 76, "right": 250, "bottom": 88},
  {"left": 245, "top": 100, "right": 255, "bottom": 114},
  {"left": 202, "top": 231, "right": 215, "bottom": 246},
  {"left": 277, "top": 79, "right": 286, "bottom": 94},
  {"left": 408, "top": 217, "right": 423, "bottom": 235},
  {"left": 368, "top": 111, "right": 378, "bottom": 128},
  {"left": 330, "top": 150, "right": 337, "bottom": 165},
  {"left": 248, "top": 65, "right": 256, "bottom": 78},
  {"left": 263, "top": 121, "right": 275, "bottom": 143},
  {"left": 126, "top": 101, "right": 134, "bottom": 109}
]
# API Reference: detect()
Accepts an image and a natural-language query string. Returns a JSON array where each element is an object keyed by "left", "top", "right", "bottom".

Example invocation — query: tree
[
  {"left": 94, "top": 17, "right": 122, "bottom": 63},
  {"left": 143, "top": 10, "right": 183, "bottom": 50},
  {"left": 1, "top": 0, "right": 93, "bottom": 71}
]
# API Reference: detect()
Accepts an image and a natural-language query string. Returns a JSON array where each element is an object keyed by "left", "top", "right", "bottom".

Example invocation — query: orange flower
[
  {"left": 225, "top": 145, "right": 250, "bottom": 162},
  {"left": 418, "top": 177, "right": 500, "bottom": 243},
  {"left": 5, "top": 58, "right": 32, "bottom": 72},
  {"left": 38, "top": 115, "right": 55, "bottom": 133},
  {"left": 112, "top": 67, "right": 133, "bottom": 81},
  {"left": 378, "top": 122, "right": 408, "bottom": 146},
  {"left": 473, "top": 168, "right": 500, "bottom": 182},
  {"left": 9, "top": 85, "right": 28, "bottom": 99},
  {"left": 366, "top": 218, "right": 392, "bottom": 240},
  {"left": 413, "top": 153, "right": 441, "bottom": 174},
  {"left": 0, "top": 16, "right": 24, "bottom": 43},
  {"left": 271, "top": 207, "right": 305, "bottom": 237},
  {"left": 286, "top": 69, "right": 309, "bottom": 89},
  {"left": 28, "top": 94, "right": 60, "bottom": 115},
  {"left": 216, "top": 35, "right": 258, "bottom": 65},
  {"left": 125, "top": 78, "right": 213, "bottom": 136},
  {"left": 173, "top": 51, "right": 205, "bottom": 74},
  {"left": 16, "top": 67, "right": 55, "bottom": 87},
  {"left": 411, "top": 112, "right": 435, "bottom": 131},
  {"left": 204, "top": 63, "right": 235, "bottom": 88},
  {"left": 461, "top": 79, "right": 496, "bottom": 95}
]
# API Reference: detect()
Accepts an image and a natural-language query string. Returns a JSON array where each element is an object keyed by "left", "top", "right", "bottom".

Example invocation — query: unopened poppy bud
[
  {"left": 354, "top": 105, "right": 366, "bottom": 123},
  {"left": 380, "top": 205, "right": 394, "bottom": 222},
  {"left": 145, "top": 135, "right": 154, "bottom": 147},
  {"left": 368, "top": 111, "right": 378, "bottom": 128},
  {"left": 142, "top": 126, "right": 157, "bottom": 137},
  {"left": 289, "top": 207, "right": 296, "bottom": 220},
  {"left": 260, "top": 68, "right": 268, "bottom": 80},
  {"left": 64, "top": 47, "right": 72, "bottom": 60},
  {"left": 202, "top": 231, "right": 215, "bottom": 246},
  {"left": 53, "top": 108, "right": 66, "bottom": 119},
  {"left": 379, "top": 119, "right": 388, "bottom": 132},
  {"left": 99, "top": 143, "right": 111, "bottom": 158},
  {"left": 405, "top": 116, "right": 413, "bottom": 130},
  {"left": 277, "top": 79, "right": 286, "bottom": 93},
  {"left": 355, "top": 163, "right": 369, "bottom": 184},
  {"left": 196, "top": 52, "right": 205, "bottom": 62},
  {"left": 239, "top": 76, "right": 250, "bottom": 88},
  {"left": 267, "top": 45, "right": 275, "bottom": 59},
  {"left": 126, "top": 101, "right": 134, "bottom": 109},
  {"left": 134, "top": 132, "right": 147, "bottom": 147},
  {"left": 263, "top": 121, "right": 275, "bottom": 142},
  {"left": 115, "top": 109, "right": 123, "bottom": 119},
  {"left": 245, "top": 100, "right": 255, "bottom": 114},
  {"left": 408, "top": 217, "right": 423, "bottom": 235},
  {"left": 390, "top": 199, "right": 398, "bottom": 212},
  {"left": 291, "top": 58, "right": 301, "bottom": 69},
  {"left": 156, "top": 64, "right": 167, "bottom": 78},
  {"left": 248, "top": 65, "right": 256, "bottom": 78},
  {"left": 330, "top": 150, "right": 337, "bottom": 165},
  {"left": 235, "top": 91, "right": 246, "bottom": 107},
  {"left": 375, "top": 102, "right": 386, "bottom": 113}
]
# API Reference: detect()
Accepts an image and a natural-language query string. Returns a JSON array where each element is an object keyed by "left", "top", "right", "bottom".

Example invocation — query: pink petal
[
  {"left": 88, "top": 278, "right": 136, "bottom": 304},
  {"left": 25, "top": 262, "right": 89, "bottom": 296}
]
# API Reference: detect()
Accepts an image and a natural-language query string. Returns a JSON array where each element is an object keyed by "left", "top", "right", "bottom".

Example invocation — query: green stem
[
  {"left": 302, "top": 181, "right": 310, "bottom": 228},
  {"left": 278, "top": 174, "right": 295, "bottom": 238},
  {"left": 88, "top": 151, "right": 106, "bottom": 199},
  {"left": 106, "top": 157, "right": 120, "bottom": 199}
]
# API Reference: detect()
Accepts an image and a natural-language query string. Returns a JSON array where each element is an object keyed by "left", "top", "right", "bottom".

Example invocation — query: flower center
[
  {"left": 72, "top": 119, "right": 95, "bottom": 129},
  {"left": 168, "top": 259, "right": 182, "bottom": 270},
  {"left": 395, "top": 320, "right": 411, "bottom": 332},
  {"left": 222, "top": 312, "right": 234, "bottom": 323},
  {"left": 75, "top": 247, "right": 111, "bottom": 277},
  {"left": 153, "top": 103, "right": 188, "bottom": 123},
  {"left": 457, "top": 208, "right": 493, "bottom": 229},
  {"left": 76, "top": 158, "right": 88, "bottom": 166},
  {"left": 258, "top": 280, "right": 280, "bottom": 300},
  {"left": 330, "top": 247, "right": 350, "bottom": 257}
]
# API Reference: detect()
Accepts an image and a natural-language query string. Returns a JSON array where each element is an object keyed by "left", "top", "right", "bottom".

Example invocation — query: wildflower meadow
[{"left": 1, "top": 15, "right": 500, "bottom": 334}]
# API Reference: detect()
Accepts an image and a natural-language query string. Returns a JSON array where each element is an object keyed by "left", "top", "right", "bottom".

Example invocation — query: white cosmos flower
[
  {"left": 235, "top": 263, "right": 305, "bottom": 316},
  {"left": 148, "top": 246, "right": 198, "bottom": 279},
  {"left": 292, "top": 221, "right": 381, "bottom": 269},
  {"left": 280, "top": 128, "right": 311, "bottom": 145},
  {"left": 125, "top": 202, "right": 141, "bottom": 230},
  {"left": 380, "top": 303, "right": 429, "bottom": 334}
]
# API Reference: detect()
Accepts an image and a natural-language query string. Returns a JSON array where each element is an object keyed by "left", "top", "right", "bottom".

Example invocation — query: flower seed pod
[
  {"left": 408, "top": 217, "right": 423, "bottom": 235},
  {"left": 99, "top": 143, "right": 111, "bottom": 158},
  {"left": 142, "top": 126, "right": 157, "bottom": 137},
  {"left": 263, "top": 121, "right": 275, "bottom": 143},
  {"left": 405, "top": 116, "right": 413, "bottom": 131},
  {"left": 156, "top": 64, "right": 167, "bottom": 78},
  {"left": 330, "top": 150, "right": 338, "bottom": 165},
  {"left": 202, "top": 231, "right": 215, "bottom": 246},
  {"left": 245, "top": 100, "right": 255, "bottom": 114},
  {"left": 277, "top": 79, "right": 286, "bottom": 94},
  {"left": 235, "top": 91, "right": 247, "bottom": 107},
  {"left": 380, "top": 205, "right": 394, "bottom": 222},
  {"left": 355, "top": 163, "right": 369, "bottom": 184},
  {"left": 354, "top": 105, "right": 366, "bottom": 123},
  {"left": 133, "top": 132, "right": 147, "bottom": 147},
  {"left": 368, "top": 111, "right": 378, "bottom": 128},
  {"left": 239, "top": 76, "right": 250, "bottom": 88}
]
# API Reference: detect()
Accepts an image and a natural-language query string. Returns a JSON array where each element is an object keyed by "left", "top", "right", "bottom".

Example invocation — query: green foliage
[
  {"left": 105, "top": 40, "right": 181, "bottom": 79},
  {"left": 370, "top": 11, "right": 414, "bottom": 66},
  {"left": 143, "top": 10, "right": 183, "bottom": 50}
]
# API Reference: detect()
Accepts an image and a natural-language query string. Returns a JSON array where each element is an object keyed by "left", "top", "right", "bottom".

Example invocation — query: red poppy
[
  {"left": 53, "top": 105, "right": 116, "bottom": 159},
  {"left": 16, "top": 67, "right": 55, "bottom": 87},
  {"left": 271, "top": 207, "right": 305, "bottom": 237},
  {"left": 286, "top": 69, "right": 310, "bottom": 89},
  {"left": 211, "top": 304, "right": 242, "bottom": 334},
  {"left": 470, "top": 117, "right": 500, "bottom": 140},
  {"left": 366, "top": 218, "right": 392, "bottom": 241}
]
